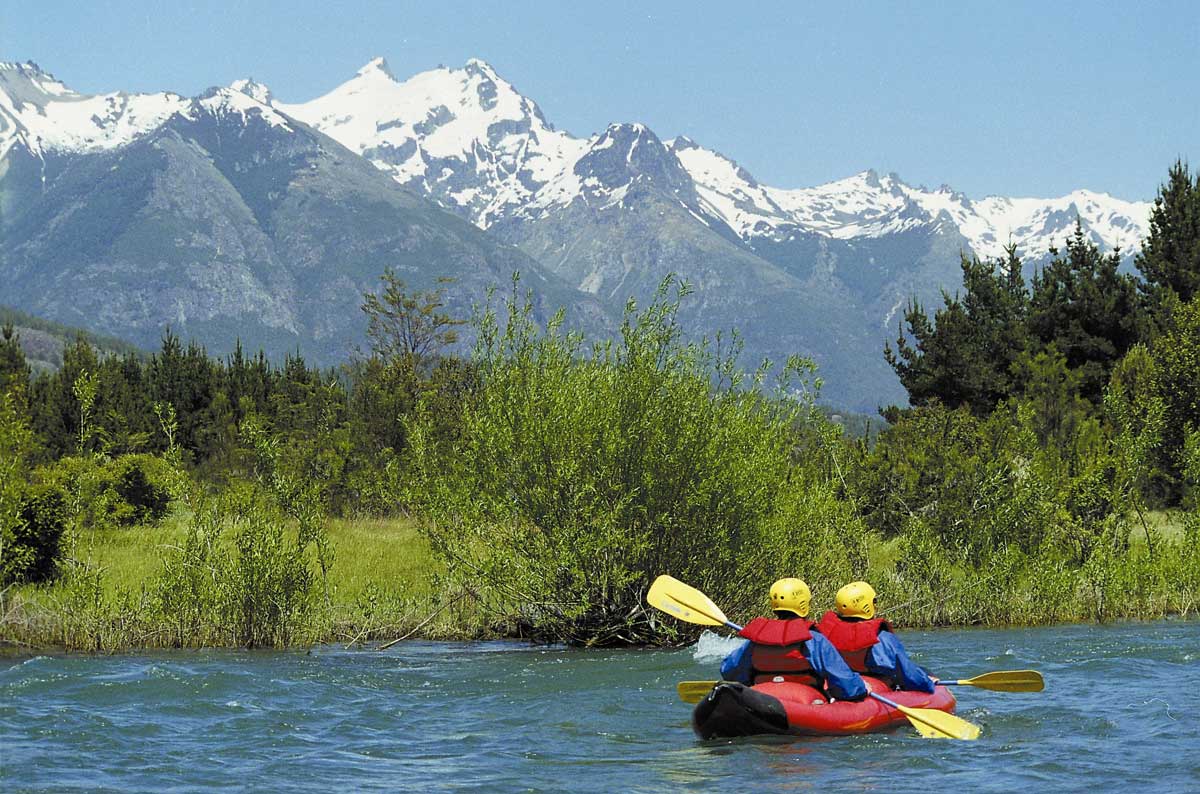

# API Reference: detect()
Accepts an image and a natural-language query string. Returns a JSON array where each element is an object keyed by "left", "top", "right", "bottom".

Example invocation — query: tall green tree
[
  {"left": 1137, "top": 160, "right": 1200, "bottom": 318},
  {"left": 886, "top": 246, "right": 1029, "bottom": 415},
  {"left": 1149, "top": 296, "right": 1200, "bottom": 495},
  {"left": 147, "top": 332, "right": 217, "bottom": 458},
  {"left": 29, "top": 336, "right": 101, "bottom": 458},
  {"left": 1027, "top": 222, "right": 1143, "bottom": 406},
  {"left": 361, "top": 272, "right": 464, "bottom": 367},
  {"left": 0, "top": 323, "right": 30, "bottom": 401}
]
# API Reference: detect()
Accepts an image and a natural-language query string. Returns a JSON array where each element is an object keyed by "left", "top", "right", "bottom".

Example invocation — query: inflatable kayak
[{"left": 692, "top": 676, "right": 957, "bottom": 739}]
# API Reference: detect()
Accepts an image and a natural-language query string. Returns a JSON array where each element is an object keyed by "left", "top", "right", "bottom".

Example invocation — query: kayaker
[
  {"left": 816, "top": 581, "right": 936, "bottom": 693},
  {"left": 720, "top": 578, "right": 867, "bottom": 701}
]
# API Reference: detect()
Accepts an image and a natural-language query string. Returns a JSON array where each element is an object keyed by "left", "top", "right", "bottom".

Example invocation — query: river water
[{"left": 3, "top": 621, "right": 1198, "bottom": 792}]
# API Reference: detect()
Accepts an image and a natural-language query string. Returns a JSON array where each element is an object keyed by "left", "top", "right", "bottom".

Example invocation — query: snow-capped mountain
[
  {"left": 270, "top": 57, "right": 588, "bottom": 229},
  {"left": 0, "top": 57, "right": 1161, "bottom": 408},
  {"left": 675, "top": 142, "right": 1150, "bottom": 261},
  {"left": 0, "top": 61, "right": 187, "bottom": 159},
  {"left": 261, "top": 57, "right": 1152, "bottom": 264},
  {"left": 0, "top": 60, "right": 604, "bottom": 369},
  {"left": 3, "top": 55, "right": 1153, "bottom": 263}
]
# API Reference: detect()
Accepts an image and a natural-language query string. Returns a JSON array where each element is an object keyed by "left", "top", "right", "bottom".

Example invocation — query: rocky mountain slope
[{"left": 0, "top": 62, "right": 605, "bottom": 365}]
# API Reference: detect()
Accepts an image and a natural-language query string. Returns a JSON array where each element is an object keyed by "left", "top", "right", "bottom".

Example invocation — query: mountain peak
[
  {"left": 192, "top": 87, "right": 293, "bottom": 131},
  {"left": 356, "top": 56, "right": 396, "bottom": 81},
  {"left": 1, "top": 60, "right": 46, "bottom": 76},
  {"left": 229, "top": 77, "right": 273, "bottom": 105},
  {"left": 0, "top": 60, "right": 77, "bottom": 104},
  {"left": 463, "top": 57, "right": 500, "bottom": 79},
  {"left": 574, "top": 122, "right": 692, "bottom": 193},
  {"left": 1, "top": 62, "right": 189, "bottom": 155}
]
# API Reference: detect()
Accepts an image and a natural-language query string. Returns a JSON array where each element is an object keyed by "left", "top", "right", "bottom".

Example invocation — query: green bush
[
  {"left": 1, "top": 482, "right": 68, "bottom": 584},
  {"left": 407, "top": 277, "right": 861, "bottom": 645},
  {"left": 153, "top": 483, "right": 317, "bottom": 648},
  {"left": 35, "top": 453, "right": 173, "bottom": 530},
  {"left": 106, "top": 454, "right": 172, "bottom": 526}
]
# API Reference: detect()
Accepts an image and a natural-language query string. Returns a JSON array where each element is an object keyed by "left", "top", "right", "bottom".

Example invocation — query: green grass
[
  {"left": 323, "top": 515, "right": 442, "bottom": 603},
  {"left": 56, "top": 509, "right": 441, "bottom": 605},
  {"left": 67, "top": 506, "right": 190, "bottom": 596},
  {"left": 1128, "top": 509, "right": 1186, "bottom": 548}
]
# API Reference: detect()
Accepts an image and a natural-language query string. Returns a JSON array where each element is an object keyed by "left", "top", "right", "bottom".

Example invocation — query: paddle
[
  {"left": 646, "top": 575, "right": 744, "bottom": 632},
  {"left": 676, "top": 669, "right": 1043, "bottom": 703},
  {"left": 647, "top": 574, "right": 982, "bottom": 740},
  {"left": 947, "top": 670, "right": 1044, "bottom": 692}
]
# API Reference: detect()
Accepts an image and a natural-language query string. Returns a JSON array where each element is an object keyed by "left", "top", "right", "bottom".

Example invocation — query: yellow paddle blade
[
  {"left": 907, "top": 713, "right": 954, "bottom": 739},
  {"left": 677, "top": 680, "right": 720, "bottom": 703},
  {"left": 952, "top": 670, "right": 1044, "bottom": 692},
  {"left": 646, "top": 575, "right": 730, "bottom": 627},
  {"left": 869, "top": 692, "right": 982, "bottom": 740},
  {"left": 896, "top": 704, "right": 981, "bottom": 740}
]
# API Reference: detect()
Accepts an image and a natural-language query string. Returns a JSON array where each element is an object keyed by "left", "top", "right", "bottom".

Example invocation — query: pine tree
[
  {"left": 0, "top": 323, "right": 31, "bottom": 400},
  {"left": 1027, "top": 222, "right": 1143, "bottom": 406},
  {"left": 1137, "top": 160, "right": 1200, "bottom": 317},
  {"left": 29, "top": 336, "right": 100, "bottom": 458},
  {"left": 885, "top": 247, "right": 1029, "bottom": 414}
]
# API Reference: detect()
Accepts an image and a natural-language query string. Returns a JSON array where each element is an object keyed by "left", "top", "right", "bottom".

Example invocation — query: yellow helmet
[
  {"left": 835, "top": 581, "right": 877, "bottom": 619},
  {"left": 769, "top": 578, "right": 812, "bottom": 618}
]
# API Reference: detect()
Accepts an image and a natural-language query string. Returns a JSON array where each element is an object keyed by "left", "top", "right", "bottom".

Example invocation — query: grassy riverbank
[
  {"left": 59, "top": 511, "right": 442, "bottom": 603},
  {"left": 0, "top": 511, "right": 495, "bottom": 652},
  {"left": 4, "top": 506, "right": 1198, "bottom": 654}
]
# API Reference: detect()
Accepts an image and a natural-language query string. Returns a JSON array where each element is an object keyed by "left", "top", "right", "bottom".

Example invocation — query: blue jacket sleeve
[
  {"left": 805, "top": 633, "right": 867, "bottom": 701},
  {"left": 720, "top": 640, "right": 754, "bottom": 685},
  {"left": 867, "top": 631, "right": 936, "bottom": 693}
]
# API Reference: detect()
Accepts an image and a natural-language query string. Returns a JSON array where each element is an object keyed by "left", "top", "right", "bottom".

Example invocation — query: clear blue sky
[{"left": 5, "top": 0, "right": 1197, "bottom": 200}]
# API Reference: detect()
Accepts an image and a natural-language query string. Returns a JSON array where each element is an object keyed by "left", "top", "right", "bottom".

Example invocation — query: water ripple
[{"left": 2, "top": 621, "right": 1199, "bottom": 792}]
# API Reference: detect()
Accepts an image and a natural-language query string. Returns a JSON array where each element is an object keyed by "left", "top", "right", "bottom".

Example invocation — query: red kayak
[{"left": 692, "top": 676, "right": 958, "bottom": 739}]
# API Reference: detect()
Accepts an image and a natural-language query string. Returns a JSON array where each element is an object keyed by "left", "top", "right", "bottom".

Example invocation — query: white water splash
[{"left": 691, "top": 630, "right": 743, "bottom": 664}]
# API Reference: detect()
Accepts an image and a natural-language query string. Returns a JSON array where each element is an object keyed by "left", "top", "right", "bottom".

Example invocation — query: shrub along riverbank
[
  {"left": 4, "top": 502, "right": 1197, "bottom": 653},
  {"left": 2, "top": 511, "right": 474, "bottom": 652}
]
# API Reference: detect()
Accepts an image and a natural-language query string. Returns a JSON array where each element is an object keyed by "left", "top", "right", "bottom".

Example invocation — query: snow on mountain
[
  {"left": 272, "top": 57, "right": 588, "bottom": 227},
  {"left": 0, "top": 61, "right": 187, "bottom": 159},
  {"left": 968, "top": 190, "right": 1150, "bottom": 259},
  {"left": 518, "top": 122, "right": 704, "bottom": 223},
  {"left": 228, "top": 78, "right": 273, "bottom": 106},
  {"left": 673, "top": 138, "right": 1153, "bottom": 261},
  {"left": 272, "top": 57, "right": 1151, "bottom": 261},
  {"left": 669, "top": 136, "right": 794, "bottom": 234},
  {"left": 190, "top": 86, "right": 293, "bottom": 131}
]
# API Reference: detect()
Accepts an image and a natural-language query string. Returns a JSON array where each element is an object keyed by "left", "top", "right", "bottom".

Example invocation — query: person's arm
[
  {"left": 720, "top": 640, "right": 754, "bottom": 685},
  {"left": 805, "top": 633, "right": 867, "bottom": 700},
  {"left": 868, "top": 631, "right": 936, "bottom": 693}
]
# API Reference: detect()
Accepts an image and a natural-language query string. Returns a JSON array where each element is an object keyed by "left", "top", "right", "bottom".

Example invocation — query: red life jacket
[
  {"left": 737, "top": 617, "right": 818, "bottom": 685},
  {"left": 816, "top": 611, "right": 892, "bottom": 673}
]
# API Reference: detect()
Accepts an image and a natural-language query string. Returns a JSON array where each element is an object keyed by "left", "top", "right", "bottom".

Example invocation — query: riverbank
[
  {"left": 4, "top": 506, "right": 1199, "bottom": 653},
  {"left": 0, "top": 510, "right": 491, "bottom": 653}
]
